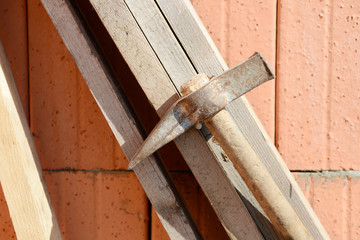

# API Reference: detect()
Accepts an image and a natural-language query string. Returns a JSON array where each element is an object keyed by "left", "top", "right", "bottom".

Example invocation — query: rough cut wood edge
[
  {"left": 155, "top": 0, "right": 329, "bottom": 239},
  {"left": 123, "top": 1, "right": 282, "bottom": 238},
  {"left": 0, "top": 39, "right": 62, "bottom": 240},
  {"left": 89, "top": 0, "right": 263, "bottom": 239},
  {"left": 39, "top": 1, "right": 201, "bottom": 239}
]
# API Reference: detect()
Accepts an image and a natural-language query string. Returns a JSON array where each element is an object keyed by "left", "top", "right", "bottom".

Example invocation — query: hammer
[{"left": 129, "top": 53, "right": 311, "bottom": 239}]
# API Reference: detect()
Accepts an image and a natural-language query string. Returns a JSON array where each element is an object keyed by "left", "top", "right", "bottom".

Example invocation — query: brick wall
[
  {"left": 193, "top": 0, "right": 360, "bottom": 239},
  {"left": 0, "top": 0, "right": 359, "bottom": 239}
]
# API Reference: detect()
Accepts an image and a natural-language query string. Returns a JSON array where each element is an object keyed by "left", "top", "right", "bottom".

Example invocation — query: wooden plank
[
  {"left": 0, "top": 1, "right": 28, "bottom": 237},
  {"left": 151, "top": 172, "right": 231, "bottom": 240},
  {"left": 0, "top": 40, "right": 62, "bottom": 239},
  {"left": 39, "top": 1, "right": 201, "bottom": 239},
  {"left": 122, "top": 1, "right": 281, "bottom": 238},
  {"left": 89, "top": 0, "right": 264, "bottom": 239},
  {"left": 154, "top": 0, "right": 329, "bottom": 239}
]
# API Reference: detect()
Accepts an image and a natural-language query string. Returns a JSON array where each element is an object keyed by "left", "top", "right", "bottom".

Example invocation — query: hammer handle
[{"left": 205, "top": 110, "right": 312, "bottom": 240}]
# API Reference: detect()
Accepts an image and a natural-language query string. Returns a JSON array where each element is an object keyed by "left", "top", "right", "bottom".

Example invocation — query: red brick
[
  {"left": 0, "top": 186, "right": 16, "bottom": 240},
  {"left": 277, "top": 0, "right": 360, "bottom": 170},
  {"left": 44, "top": 171, "right": 148, "bottom": 240},
  {"left": 151, "top": 172, "right": 229, "bottom": 240},
  {"left": 28, "top": 0, "right": 128, "bottom": 170},
  {"left": 191, "top": 0, "right": 276, "bottom": 139},
  {"left": 295, "top": 172, "right": 360, "bottom": 239}
]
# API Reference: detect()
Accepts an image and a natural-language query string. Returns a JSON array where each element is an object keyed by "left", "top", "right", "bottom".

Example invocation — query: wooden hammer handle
[
  {"left": 181, "top": 73, "right": 311, "bottom": 239},
  {"left": 205, "top": 110, "right": 312, "bottom": 240}
]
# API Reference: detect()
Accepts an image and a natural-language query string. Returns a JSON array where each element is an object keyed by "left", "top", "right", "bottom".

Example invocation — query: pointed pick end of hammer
[
  {"left": 128, "top": 154, "right": 141, "bottom": 169},
  {"left": 128, "top": 132, "right": 163, "bottom": 169},
  {"left": 128, "top": 106, "right": 188, "bottom": 169},
  {"left": 129, "top": 52, "right": 275, "bottom": 169}
]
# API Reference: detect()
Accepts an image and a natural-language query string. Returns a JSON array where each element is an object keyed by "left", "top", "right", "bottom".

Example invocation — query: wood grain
[
  {"left": 39, "top": 0, "right": 201, "bottom": 239},
  {"left": 91, "top": 0, "right": 264, "bottom": 238},
  {"left": 0, "top": 1, "right": 28, "bottom": 238},
  {"left": 124, "top": 0, "right": 280, "bottom": 238},
  {"left": 152, "top": 172, "right": 231, "bottom": 240},
  {"left": 206, "top": 110, "right": 311, "bottom": 239},
  {"left": 0, "top": 40, "right": 62, "bottom": 239}
]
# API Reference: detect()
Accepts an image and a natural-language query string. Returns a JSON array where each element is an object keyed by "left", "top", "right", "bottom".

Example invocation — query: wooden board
[
  {"left": 116, "top": 0, "right": 280, "bottom": 238},
  {"left": 39, "top": 1, "right": 201, "bottom": 239},
  {"left": 153, "top": 0, "right": 329, "bottom": 239},
  {"left": 0, "top": 40, "right": 62, "bottom": 239},
  {"left": 88, "top": 0, "right": 264, "bottom": 239},
  {"left": 91, "top": 0, "right": 327, "bottom": 238},
  {"left": 121, "top": 1, "right": 280, "bottom": 238},
  {"left": 0, "top": 1, "right": 28, "bottom": 237},
  {"left": 152, "top": 172, "right": 231, "bottom": 240}
]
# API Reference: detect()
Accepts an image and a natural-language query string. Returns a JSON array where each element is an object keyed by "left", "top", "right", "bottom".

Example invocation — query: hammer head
[{"left": 129, "top": 53, "right": 275, "bottom": 169}]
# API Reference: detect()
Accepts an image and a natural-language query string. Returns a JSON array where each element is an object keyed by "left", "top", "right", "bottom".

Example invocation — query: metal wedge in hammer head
[{"left": 128, "top": 52, "right": 275, "bottom": 169}]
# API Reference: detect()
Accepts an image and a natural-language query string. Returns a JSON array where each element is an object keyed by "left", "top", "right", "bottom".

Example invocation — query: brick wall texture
[{"left": 0, "top": 0, "right": 359, "bottom": 239}]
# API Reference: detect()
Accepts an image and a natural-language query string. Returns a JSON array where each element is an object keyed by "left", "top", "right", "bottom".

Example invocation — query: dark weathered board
[
  {"left": 40, "top": 0, "right": 201, "bottom": 239},
  {"left": 122, "top": 0, "right": 280, "bottom": 238}
]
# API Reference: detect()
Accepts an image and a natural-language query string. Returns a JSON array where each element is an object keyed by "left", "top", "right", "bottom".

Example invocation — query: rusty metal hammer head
[{"left": 128, "top": 53, "right": 275, "bottom": 169}]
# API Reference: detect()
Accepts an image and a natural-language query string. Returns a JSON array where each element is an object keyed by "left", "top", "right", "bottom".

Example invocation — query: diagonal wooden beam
[
  {"left": 88, "top": 0, "right": 328, "bottom": 239},
  {"left": 154, "top": 0, "right": 329, "bottom": 239},
  {"left": 0, "top": 40, "right": 62, "bottom": 240},
  {"left": 88, "top": 0, "right": 265, "bottom": 239},
  {"left": 122, "top": 1, "right": 280, "bottom": 238},
  {"left": 39, "top": 0, "right": 201, "bottom": 239}
]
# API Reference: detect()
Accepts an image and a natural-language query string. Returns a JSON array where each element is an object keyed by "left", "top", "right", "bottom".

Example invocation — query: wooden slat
[
  {"left": 39, "top": 1, "right": 201, "bottom": 239},
  {"left": 0, "top": 2, "right": 28, "bottom": 237},
  {"left": 0, "top": 40, "right": 62, "bottom": 239},
  {"left": 89, "top": 0, "right": 264, "bottom": 239},
  {"left": 123, "top": 1, "right": 281, "bottom": 238},
  {"left": 155, "top": 0, "right": 329, "bottom": 239},
  {"left": 151, "top": 172, "right": 231, "bottom": 240}
]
